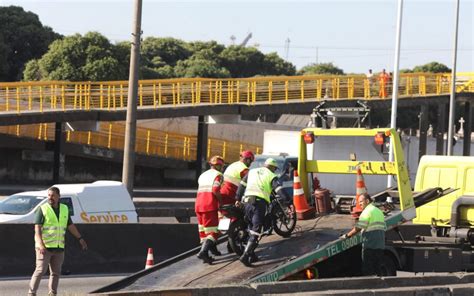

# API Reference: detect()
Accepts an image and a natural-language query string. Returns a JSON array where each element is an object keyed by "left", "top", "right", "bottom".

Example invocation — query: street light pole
[
  {"left": 122, "top": 0, "right": 142, "bottom": 196},
  {"left": 447, "top": 0, "right": 460, "bottom": 156},
  {"left": 387, "top": 0, "right": 404, "bottom": 190}
]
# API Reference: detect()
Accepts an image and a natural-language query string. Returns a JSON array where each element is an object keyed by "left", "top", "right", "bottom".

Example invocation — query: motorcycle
[{"left": 219, "top": 193, "right": 297, "bottom": 256}]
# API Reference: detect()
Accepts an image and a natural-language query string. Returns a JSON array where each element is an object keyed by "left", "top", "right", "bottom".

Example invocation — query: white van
[{"left": 0, "top": 181, "right": 138, "bottom": 223}]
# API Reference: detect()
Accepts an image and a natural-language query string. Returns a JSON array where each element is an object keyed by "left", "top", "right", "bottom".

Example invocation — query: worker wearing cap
[
  {"left": 221, "top": 150, "right": 254, "bottom": 206},
  {"left": 195, "top": 155, "right": 225, "bottom": 264},
  {"left": 236, "top": 157, "right": 289, "bottom": 267},
  {"left": 341, "top": 193, "right": 386, "bottom": 276}
]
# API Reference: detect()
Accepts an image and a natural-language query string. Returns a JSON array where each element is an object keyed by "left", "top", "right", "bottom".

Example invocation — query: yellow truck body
[{"left": 414, "top": 155, "right": 474, "bottom": 226}]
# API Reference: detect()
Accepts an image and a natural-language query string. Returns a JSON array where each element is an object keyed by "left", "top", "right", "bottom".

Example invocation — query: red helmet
[
  {"left": 209, "top": 155, "right": 225, "bottom": 166},
  {"left": 240, "top": 150, "right": 255, "bottom": 161}
]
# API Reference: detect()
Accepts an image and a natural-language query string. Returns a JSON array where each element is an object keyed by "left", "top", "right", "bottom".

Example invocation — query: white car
[{"left": 0, "top": 181, "right": 138, "bottom": 224}]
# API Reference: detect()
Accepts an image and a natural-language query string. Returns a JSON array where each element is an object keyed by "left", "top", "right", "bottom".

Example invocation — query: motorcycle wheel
[
  {"left": 227, "top": 220, "right": 248, "bottom": 256},
  {"left": 272, "top": 203, "right": 297, "bottom": 238}
]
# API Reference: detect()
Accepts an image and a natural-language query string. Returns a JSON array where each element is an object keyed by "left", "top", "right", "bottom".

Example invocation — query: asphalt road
[{"left": 0, "top": 273, "right": 127, "bottom": 295}]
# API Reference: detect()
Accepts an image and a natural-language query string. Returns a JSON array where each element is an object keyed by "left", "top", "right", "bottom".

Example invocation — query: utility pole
[
  {"left": 122, "top": 0, "right": 142, "bottom": 196},
  {"left": 284, "top": 38, "right": 290, "bottom": 61},
  {"left": 387, "top": 0, "right": 403, "bottom": 191},
  {"left": 447, "top": 0, "right": 460, "bottom": 156}
]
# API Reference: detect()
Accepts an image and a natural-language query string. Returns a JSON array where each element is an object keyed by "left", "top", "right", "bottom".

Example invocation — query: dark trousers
[
  {"left": 244, "top": 198, "right": 267, "bottom": 243},
  {"left": 361, "top": 248, "right": 384, "bottom": 276}
]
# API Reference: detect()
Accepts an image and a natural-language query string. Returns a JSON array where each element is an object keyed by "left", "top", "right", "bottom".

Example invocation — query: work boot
[
  {"left": 209, "top": 241, "right": 222, "bottom": 256},
  {"left": 197, "top": 239, "right": 214, "bottom": 264},
  {"left": 249, "top": 251, "right": 259, "bottom": 263},
  {"left": 239, "top": 240, "right": 258, "bottom": 267}
]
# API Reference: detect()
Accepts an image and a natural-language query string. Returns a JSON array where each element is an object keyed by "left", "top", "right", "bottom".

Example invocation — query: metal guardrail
[
  {"left": 0, "top": 122, "right": 261, "bottom": 162},
  {"left": 0, "top": 73, "right": 473, "bottom": 113}
]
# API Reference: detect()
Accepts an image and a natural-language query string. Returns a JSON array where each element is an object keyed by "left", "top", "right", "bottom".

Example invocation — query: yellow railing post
[
  {"left": 61, "top": 85, "right": 65, "bottom": 111},
  {"left": 43, "top": 123, "right": 48, "bottom": 140},
  {"left": 246, "top": 82, "right": 250, "bottom": 105},
  {"left": 87, "top": 131, "right": 91, "bottom": 145},
  {"left": 222, "top": 141, "right": 226, "bottom": 159},
  {"left": 164, "top": 133, "right": 169, "bottom": 156},
  {"left": 37, "top": 123, "right": 42, "bottom": 140},
  {"left": 139, "top": 83, "right": 143, "bottom": 107},
  {"left": 112, "top": 85, "right": 116, "bottom": 110},
  {"left": 99, "top": 84, "right": 104, "bottom": 109},
  {"left": 268, "top": 81, "right": 273, "bottom": 104},
  {"left": 300, "top": 80, "right": 305, "bottom": 101},
  {"left": 39, "top": 86, "right": 43, "bottom": 112},
  {"left": 66, "top": 130, "right": 71, "bottom": 142},
  {"left": 153, "top": 84, "right": 157, "bottom": 108},
  {"left": 16, "top": 87, "right": 20, "bottom": 114},
  {"left": 107, "top": 85, "right": 111, "bottom": 110},
  {"left": 108, "top": 123, "right": 112, "bottom": 149},
  {"left": 172, "top": 83, "right": 176, "bottom": 105},
  {"left": 207, "top": 139, "right": 211, "bottom": 158},
  {"left": 146, "top": 130, "right": 151, "bottom": 155},
  {"left": 28, "top": 86, "right": 32, "bottom": 110},
  {"left": 120, "top": 84, "right": 124, "bottom": 108},
  {"left": 79, "top": 84, "right": 83, "bottom": 109},
  {"left": 285, "top": 80, "right": 289, "bottom": 102},
  {"left": 73, "top": 84, "right": 78, "bottom": 109},
  {"left": 236, "top": 81, "right": 240, "bottom": 103},
  {"left": 5, "top": 86, "right": 9, "bottom": 111},
  {"left": 16, "top": 124, "right": 20, "bottom": 137}
]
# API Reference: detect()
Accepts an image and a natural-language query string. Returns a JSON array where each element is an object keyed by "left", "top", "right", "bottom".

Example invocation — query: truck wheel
[{"left": 380, "top": 254, "right": 397, "bottom": 276}]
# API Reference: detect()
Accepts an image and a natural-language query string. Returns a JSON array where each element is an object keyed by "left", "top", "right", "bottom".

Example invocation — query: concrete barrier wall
[{"left": 0, "top": 223, "right": 199, "bottom": 276}]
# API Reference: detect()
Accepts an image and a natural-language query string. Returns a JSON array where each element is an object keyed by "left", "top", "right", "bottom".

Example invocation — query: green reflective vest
[
  {"left": 356, "top": 203, "right": 386, "bottom": 249},
  {"left": 38, "top": 203, "right": 69, "bottom": 249},
  {"left": 244, "top": 167, "right": 277, "bottom": 203}
]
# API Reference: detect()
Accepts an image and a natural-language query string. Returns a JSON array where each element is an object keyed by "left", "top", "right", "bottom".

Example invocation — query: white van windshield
[{"left": 0, "top": 195, "right": 45, "bottom": 215}]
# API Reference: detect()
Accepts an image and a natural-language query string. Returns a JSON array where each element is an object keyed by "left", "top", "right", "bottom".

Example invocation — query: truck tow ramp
[{"left": 93, "top": 215, "right": 353, "bottom": 293}]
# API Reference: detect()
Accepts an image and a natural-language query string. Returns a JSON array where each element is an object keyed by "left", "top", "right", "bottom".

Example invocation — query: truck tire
[{"left": 380, "top": 254, "right": 397, "bottom": 276}]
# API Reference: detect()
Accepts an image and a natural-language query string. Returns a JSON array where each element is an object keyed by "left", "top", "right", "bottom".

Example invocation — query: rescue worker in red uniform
[
  {"left": 195, "top": 155, "right": 225, "bottom": 264},
  {"left": 220, "top": 150, "right": 254, "bottom": 206}
]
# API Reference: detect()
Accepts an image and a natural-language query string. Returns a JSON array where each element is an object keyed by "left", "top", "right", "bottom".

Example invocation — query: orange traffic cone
[
  {"left": 145, "top": 248, "right": 154, "bottom": 269},
  {"left": 351, "top": 166, "right": 367, "bottom": 218},
  {"left": 293, "top": 170, "right": 315, "bottom": 220}
]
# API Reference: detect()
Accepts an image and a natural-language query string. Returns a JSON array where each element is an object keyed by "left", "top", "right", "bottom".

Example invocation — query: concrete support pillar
[
  {"left": 463, "top": 102, "right": 472, "bottom": 156},
  {"left": 418, "top": 104, "right": 428, "bottom": 162},
  {"left": 196, "top": 116, "right": 208, "bottom": 180},
  {"left": 436, "top": 103, "right": 447, "bottom": 155},
  {"left": 53, "top": 122, "right": 64, "bottom": 184}
]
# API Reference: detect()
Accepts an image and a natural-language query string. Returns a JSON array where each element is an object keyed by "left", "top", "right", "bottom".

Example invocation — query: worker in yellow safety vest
[
  {"left": 236, "top": 158, "right": 289, "bottom": 267},
  {"left": 28, "top": 186, "right": 88, "bottom": 296},
  {"left": 341, "top": 193, "right": 386, "bottom": 276}
]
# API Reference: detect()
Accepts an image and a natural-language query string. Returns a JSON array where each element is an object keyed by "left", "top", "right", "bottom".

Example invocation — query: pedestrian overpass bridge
[{"left": 0, "top": 72, "right": 473, "bottom": 164}]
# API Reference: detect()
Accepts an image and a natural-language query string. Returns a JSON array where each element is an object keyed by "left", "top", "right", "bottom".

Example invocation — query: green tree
[
  {"left": 262, "top": 53, "right": 296, "bottom": 76},
  {"left": 23, "top": 32, "right": 126, "bottom": 81},
  {"left": 174, "top": 49, "right": 230, "bottom": 78},
  {"left": 298, "top": 62, "right": 344, "bottom": 75},
  {"left": 412, "top": 62, "right": 451, "bottom": 73},
  {"left": 0, "top": 6, "right": 61, "bottom": 81},
  {"left": 141, "top": 37, "right": 191, "bottom": 67},
  {"left": 219, "top": 46, "right": 266, "bottom": 77}
]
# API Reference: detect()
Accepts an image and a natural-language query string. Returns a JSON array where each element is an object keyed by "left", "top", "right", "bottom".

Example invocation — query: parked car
[{"left": 0, "top": 181, "right": 138, "bottom": 223}]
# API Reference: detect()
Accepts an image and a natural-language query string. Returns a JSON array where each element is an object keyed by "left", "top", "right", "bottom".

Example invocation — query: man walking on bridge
[
  {"left": 236, "top": 158, "right": 289, "bottom": 267},
  {"left": 341, "top": 193, "right": 386, "bottom": 276},
  {"left": 195, "top": 155, "right": 225, "bottom": 264},
  {"left": 28, "top": 186, "right": 88, "bottom": 296}
]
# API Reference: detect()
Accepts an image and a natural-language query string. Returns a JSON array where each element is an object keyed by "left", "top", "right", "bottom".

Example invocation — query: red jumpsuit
[{"left": 195, "top": 168, "right": 223, "bottom": 242}]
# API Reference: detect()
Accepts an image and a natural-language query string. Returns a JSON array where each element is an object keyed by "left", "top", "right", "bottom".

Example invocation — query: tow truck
[{"left": 92, "top": 128, "right": 458, "bottom": 294}]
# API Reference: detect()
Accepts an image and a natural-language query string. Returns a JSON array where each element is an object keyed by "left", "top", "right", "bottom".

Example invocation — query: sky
[{"left": 1, "top": 0, "right": 473, "bottom": 73}]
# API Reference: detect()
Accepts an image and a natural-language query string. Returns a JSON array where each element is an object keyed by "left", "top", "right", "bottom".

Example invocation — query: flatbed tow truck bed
[{"left": 94, "top": 214, "right": 355, "bottom": 293}]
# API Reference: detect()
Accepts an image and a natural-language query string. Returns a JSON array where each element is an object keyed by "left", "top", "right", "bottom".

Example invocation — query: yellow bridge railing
[
  {"left": 0, "top": 123, "right": 261, "bottom": 163},
  {"left": 0, "top": 72, "right": 473, "bottom": 113}
]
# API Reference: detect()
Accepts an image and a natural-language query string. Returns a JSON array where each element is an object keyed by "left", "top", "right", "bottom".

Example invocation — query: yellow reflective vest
[
  {"left": 244, "top": 167, "right": 277, "bottom": 204},
  {"left": 38, "top": 203, "right": 69, "bottom": 249}
]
